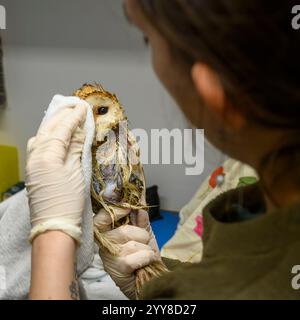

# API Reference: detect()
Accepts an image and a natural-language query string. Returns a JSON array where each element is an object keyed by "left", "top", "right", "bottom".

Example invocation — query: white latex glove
[
  {"left": 26, "top": 104, "right": 88, "bottom": 243},
  {"left": 93, "top": 208, "right": 161, "bottom": 299}
]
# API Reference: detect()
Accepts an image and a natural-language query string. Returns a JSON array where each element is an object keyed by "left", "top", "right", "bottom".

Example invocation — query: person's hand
[
  {"left": 26, "top": 104, "right": 88, "bottom": 243},
  {"left": 94, "top": 208, "right": 161, "bottom": 299}
]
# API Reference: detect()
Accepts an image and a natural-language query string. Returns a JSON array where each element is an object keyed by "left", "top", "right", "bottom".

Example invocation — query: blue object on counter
[{"left": 151, "top": 210, "right": 180, "bottom": 249}]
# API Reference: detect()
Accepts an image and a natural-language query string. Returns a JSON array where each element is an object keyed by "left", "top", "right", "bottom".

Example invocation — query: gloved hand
[
  {"left": 94, "top": 208, "right": 161, "bottom": 299},
  {"left": 26, "top": 104, "right": 88, "bottom": 243}
]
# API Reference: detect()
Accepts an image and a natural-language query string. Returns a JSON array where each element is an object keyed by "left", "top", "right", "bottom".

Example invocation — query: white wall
[
  {"left": 0, "top": 45, "right": 222, "bottom": 211},
  {"left": 0, "top": 0, "right": 223, "bottom": 211}
]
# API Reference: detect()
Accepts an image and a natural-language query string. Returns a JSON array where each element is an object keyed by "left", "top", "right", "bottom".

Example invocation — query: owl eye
[{"left": 97, "top": 106, "right": 109, "bottom": 115}]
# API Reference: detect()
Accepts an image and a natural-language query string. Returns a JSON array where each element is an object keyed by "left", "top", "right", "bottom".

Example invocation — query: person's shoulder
[
  {"left": 142, "top": 255, "right": 300, "bottom": 300},
  {"left": 161, "top": 257, "right": 192, "bottom": 271},
  {"left": 141, "top": 259, "right": 208, "bottom": 300}
]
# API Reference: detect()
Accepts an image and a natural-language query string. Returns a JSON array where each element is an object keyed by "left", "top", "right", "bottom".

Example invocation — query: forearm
[{"left": 29, "top": 231, "right": 79, "bottom": 300}]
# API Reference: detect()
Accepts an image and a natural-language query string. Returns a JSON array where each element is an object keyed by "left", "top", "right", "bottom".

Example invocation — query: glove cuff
[{"left": 29, "top": 219, "right": 82, "bottom": 244}]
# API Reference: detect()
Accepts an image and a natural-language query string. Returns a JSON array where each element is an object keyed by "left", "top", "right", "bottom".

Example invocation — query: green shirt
[{"left": 142, "top": 184, "right": 300, "bottom": 299}]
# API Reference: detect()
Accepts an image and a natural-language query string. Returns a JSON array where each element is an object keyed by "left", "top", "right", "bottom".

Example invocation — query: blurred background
[{"left": 0, "top": 0, "right": 222, "bottom": 212}]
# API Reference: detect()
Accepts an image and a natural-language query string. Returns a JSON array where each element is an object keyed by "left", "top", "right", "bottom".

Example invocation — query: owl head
[{"left": 74, "top": 83, "right": 126, "bottom": 142}]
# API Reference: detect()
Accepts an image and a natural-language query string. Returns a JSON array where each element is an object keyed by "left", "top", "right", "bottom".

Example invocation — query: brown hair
[
  {"left": 139, "top": 0, "right": 300, "bottom": 128},
  {"left": 139, "top": 0, "right": 300, "bottom": 199}
]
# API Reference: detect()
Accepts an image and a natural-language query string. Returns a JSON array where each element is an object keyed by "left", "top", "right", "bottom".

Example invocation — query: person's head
[{"left": 124, "top": 0, "right": 300, "bottom": 205}]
